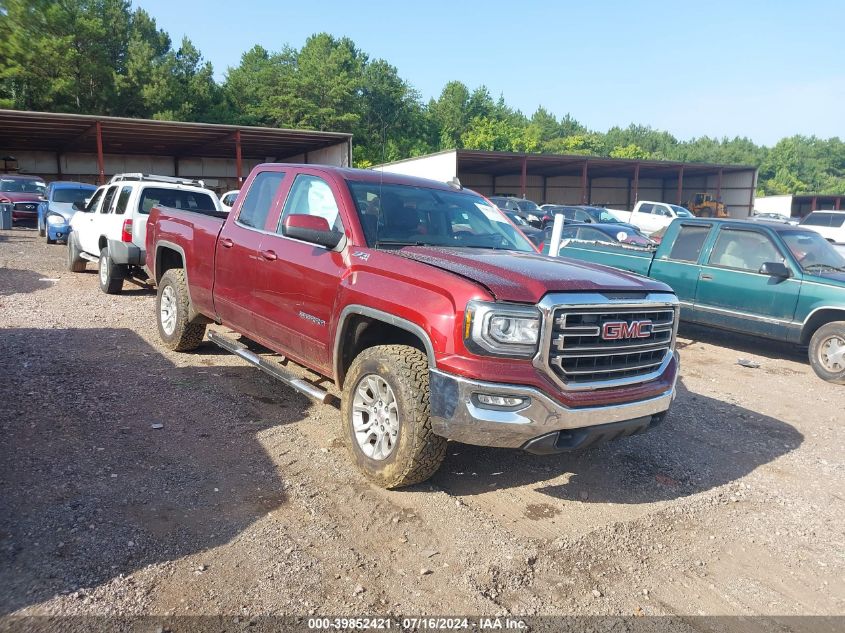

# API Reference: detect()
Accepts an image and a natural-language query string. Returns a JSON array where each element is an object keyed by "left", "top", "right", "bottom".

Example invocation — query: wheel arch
[
  {"left": 801, "top": 307, "right": 845, "bottom": 345},
  {"left": 333, "top": 306, "right": 436, "bottom": 389}
]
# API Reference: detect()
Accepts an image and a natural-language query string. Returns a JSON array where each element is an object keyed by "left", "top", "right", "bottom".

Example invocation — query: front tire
[
  {"left": 38, "top": 220, "right": 45, "bottom": 237},
  {"left": 98, "top": 247, "right": 124, "bottom": 294},
  {"left": 156, "top": 268, "right": 206, "bottom": 351},
  {"left": 809, "top": 321, "right": 845, "bottom": 384},
  {"left": 341, "top": 345, "right": 447, "bottom": 489},
  {"left": 66, "top": 234, "right": 87, "bottom": 272}
]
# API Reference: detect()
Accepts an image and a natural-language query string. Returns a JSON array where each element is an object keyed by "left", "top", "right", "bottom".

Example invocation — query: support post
[
  {"left": 836, "top": 197, "right": 841, "bottom": 211},
  {"left": 632, "top": 163, "right": 640, "bottom": 208},
  {"left": 174, "top": 157, "right": 179, "bottom": 177},
  {"left": 580, "top": 160, "right": 588, "bottom": 204},
  {"left": 520, "top": 155, "right": 527, "bottom": 198},
  {"left": 235, "top": 130, "right": 243, "bottom": 185},
  {"left": 542, "top": 176, "right": 547, "bottom": 204},
  {"left": 95, "top": 120, "right": 105, "bottom": 184},
  {"left": 676, "top": 165, "right": 684, "bottom": 205},
  {"left": 716, "top": 168, "right": 723, "bottom": 200},
  {"left": 811, "top": 196, "right": 817, "bottom": 212},
  {"left": 56, "top": 153, "right": 63, "bottom": 178}
]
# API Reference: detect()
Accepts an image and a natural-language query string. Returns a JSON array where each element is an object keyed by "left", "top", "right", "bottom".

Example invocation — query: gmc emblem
[{"left": 601, "top": 320, "right": 653, "bottom": 340}]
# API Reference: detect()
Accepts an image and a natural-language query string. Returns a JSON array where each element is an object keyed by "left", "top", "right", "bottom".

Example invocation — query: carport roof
[
  {"left": 0, "top": 109, "right": 352, "bottom": 159},
  {"left": 454, "top": 149, "right": 755, "bottom": 178}
]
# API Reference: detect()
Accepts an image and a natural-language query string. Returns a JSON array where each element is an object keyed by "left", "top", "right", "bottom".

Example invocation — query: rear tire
[
  {"left": 808, "top": 321, "right": 845, "bottom": 384},
  {"left": 98, "top": 247, "right": 124, "bottom": 294},
  {"left": 66, "top": 234, "right": 87, "bottom": 272},
  {"left": 156, "top": 268, "right": 206, "bottom": 352},
  {"left": 341, "top": 344, "right": 447, "bottom": 489}
]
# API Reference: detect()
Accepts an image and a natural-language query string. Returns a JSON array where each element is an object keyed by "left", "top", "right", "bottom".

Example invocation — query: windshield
[
  {"left": 801, "top": 212, "right": 845, "bottom": 228},
  {"left": 53, "top": 187, "right": 95, "bottom": 203},
  {"left": 589, "top": 208, "right": 622, "bottom": 223},
  {"left": 782, "top": 231, "right": 845, "bottom": 272},
  {"left": 1, "top": 178, "right": 46, "bottom": 195},
  {"left": 671, "top": 205, "right": 693, "bottom": 217},
  {"left": 347, "top": 181, "right": 535, "bottom": 252}
]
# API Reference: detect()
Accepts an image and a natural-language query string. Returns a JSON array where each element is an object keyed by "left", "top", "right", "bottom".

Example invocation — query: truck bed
[
  {"left": 146, "top": 204, "right": 227, "bottom": 317},
  {"left": 560, "top": 240, "right": 655, "bottom": 276}
]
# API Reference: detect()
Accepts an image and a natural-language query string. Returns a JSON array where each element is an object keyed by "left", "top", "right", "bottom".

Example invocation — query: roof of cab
[{"left": 256, "top": 163, "right": 459, "bottom": 192}]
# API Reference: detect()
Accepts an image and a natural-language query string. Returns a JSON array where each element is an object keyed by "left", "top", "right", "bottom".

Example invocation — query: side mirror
[
  {"left": 283, "top": 215, "right": 343, "bottom": 249},
  {"left": 759, "top": 261, "right": 791, "bottom": 278}
]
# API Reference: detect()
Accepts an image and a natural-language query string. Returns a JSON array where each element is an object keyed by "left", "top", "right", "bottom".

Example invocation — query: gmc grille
[{"left": 548, "top": 307, "right": 675, "bottom": 385}]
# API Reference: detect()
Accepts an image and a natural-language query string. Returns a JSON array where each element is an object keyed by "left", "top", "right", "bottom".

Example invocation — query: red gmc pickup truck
[{"left": 146, "top": 164, "right": 680, "bottom": 488}]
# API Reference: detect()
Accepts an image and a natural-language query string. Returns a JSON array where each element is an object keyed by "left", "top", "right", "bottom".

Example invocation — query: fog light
[{"left": 477, "top": 394, "right": 526, "bottom": 408}]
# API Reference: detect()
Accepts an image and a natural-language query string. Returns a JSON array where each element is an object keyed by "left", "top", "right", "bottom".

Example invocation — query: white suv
[
  {"left": 799, "top": 211, "right": 845, "bottom": 245},
  {"left": 67, "top": 173, "right": 220, "bottom": 293}
]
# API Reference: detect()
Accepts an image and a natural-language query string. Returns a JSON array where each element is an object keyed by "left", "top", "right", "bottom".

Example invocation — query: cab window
[
  {"left": 638, "top": 203, "right": 654, "bottom": 215},
  {"left": 278, "top": 174, "right": 344, "bottom": 233},
  {"left": 237, "top": 171, "right": 286, "bottom": 230},
  {"left": 708, "top": 229, "right": 782, "bottom": 272},
  {"left": 668, "top": 225, "right": 710, "bottom": 262}
]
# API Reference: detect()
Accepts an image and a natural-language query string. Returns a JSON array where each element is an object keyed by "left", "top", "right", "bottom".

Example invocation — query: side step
[
  {"left": 80, "top": 252, "right": 99, "bottom": 263},
  {"left": 207, "top": 330, "right": 330, "bottom": 403}
]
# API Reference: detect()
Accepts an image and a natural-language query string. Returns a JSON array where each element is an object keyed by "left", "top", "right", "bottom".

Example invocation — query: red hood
[
  {"left": 395, "top": 246, "right": 671, "bottom": 303},
  {"left": 1, "top": 192, "right": 45, "bottom": 203}
]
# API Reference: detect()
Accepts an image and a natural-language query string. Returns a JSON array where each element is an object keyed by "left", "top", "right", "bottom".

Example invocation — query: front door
[
  {"left": 212, "top": 169, "right": 288, "bottom": 336},
  {"left": 252, "top": 172, "right": 348, "bottom": 375},
  {"left": 693, "top": 226, "right": 800, "bottom": 338},
  {"left": 649, "top": 223, "right": 713, "bottom": 317}
]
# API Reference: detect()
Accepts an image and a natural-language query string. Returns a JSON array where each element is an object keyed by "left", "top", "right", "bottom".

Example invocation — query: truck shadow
[
  {"left": 0, "top": 327, "right": 310, "bottom": 615},
  {"left": 432, "top": 379, "right": 803, "bottom": 502},
  {"left": 677, "top": 322, "right": 808, "bottom": 365},
  {"left": 0, "top": 268, "right": 54, "bottom": 296}
]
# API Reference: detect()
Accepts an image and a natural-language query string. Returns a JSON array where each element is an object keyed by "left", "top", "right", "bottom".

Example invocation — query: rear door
[
  {"left": 693, "top": 226, "right": 800, "bottom": 337},
  {"left": 252, "top": 171, "right": 348, "bottom": 374},
  {"left": 213, "top": 169, "right": 288, "bottom": 336}
]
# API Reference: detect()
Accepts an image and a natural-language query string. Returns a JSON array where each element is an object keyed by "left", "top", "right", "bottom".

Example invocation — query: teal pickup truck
[{"left": 556, "top": 218, "right": 845, "bottom": 383}]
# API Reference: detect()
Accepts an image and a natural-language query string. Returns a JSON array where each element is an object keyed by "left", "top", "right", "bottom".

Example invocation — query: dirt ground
[{"left": 1, "top": 226, "right": 843, "bottom": 629}]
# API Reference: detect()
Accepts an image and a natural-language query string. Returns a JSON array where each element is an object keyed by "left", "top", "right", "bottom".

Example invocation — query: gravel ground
[{"left": 1, "top": 226, "right": 843, "bottom": 628}]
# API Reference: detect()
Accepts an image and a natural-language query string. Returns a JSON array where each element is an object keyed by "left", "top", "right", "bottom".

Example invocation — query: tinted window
[
  {"left": 0, "top": 178, "right": 46, "bottom": 194},
  {"left": 278, "top": 174, "right": 343, "bottom": 233},
  {"left": 668, "top": 225, "right": 710, "bottom": 262},
  {"left": 237, "top": 171, "right": 285, "bottom": 229},
  {"left": 578, "top": 227, "right": 609, "bottom": 241},
  {"left": 708, "top": 229, "right": 782, "bottom": 272},
  {"left": 100, "top": 186, "right": 118, "bottom": 214},
  {"left": 801, "top": 212, "right": 845, "bottom": 228},
  {"left": 138, "top": 187, "right": 217, "bottom": 215},
  {"left": 638, "top": 203, "right": 654, "bottom": 215},
  {"left": 114, "top": 186, "right": 132, "bottom": 215},
  {"left": 53, "top": 187, "right": 95, "bottom": 203}
]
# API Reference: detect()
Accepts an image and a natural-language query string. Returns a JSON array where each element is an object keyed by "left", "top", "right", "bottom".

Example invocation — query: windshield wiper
[
  {"left": 804, "top": 263, "right": 845, "bottom": 273},
  {"left": 373, "top": 239, "right": 429, "bottom": 248}
]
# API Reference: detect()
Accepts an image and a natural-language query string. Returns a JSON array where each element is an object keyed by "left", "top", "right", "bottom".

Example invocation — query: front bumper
[
  {"left": 429, "top": 354, "right": 678, "bottom": 452},
  {"left": 46, "top": 222, "right": 70, "bottom": 241}
]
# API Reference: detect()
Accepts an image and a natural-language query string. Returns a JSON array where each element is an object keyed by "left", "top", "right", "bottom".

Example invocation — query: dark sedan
[{"left": 504, "top": 212, "right": 544, "bottom": 246}]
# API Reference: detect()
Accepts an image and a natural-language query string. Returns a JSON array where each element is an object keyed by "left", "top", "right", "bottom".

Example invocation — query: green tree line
[{"left": 2, "top": 0, "right": 843, "bottom": 195}]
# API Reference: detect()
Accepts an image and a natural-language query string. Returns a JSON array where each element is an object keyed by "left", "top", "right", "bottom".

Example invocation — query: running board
[
  {"left": 207, "top": 330, "right": 330, "bottom": 403},
  {"left": 80, "top": 252, "right": 99, "bottom": 263}
]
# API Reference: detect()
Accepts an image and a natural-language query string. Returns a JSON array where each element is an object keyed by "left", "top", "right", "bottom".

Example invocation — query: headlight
[
  {"left": 464, "top": 300, "right": 541, "bottom": 357},
  {"left": 46, "top": 214, "right": 67, "bottom": 225}
]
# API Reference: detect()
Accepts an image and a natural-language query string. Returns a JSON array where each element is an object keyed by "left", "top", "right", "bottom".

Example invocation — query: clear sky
[{"left": 135, "top": 0, "right": 844, "bottom": 146}]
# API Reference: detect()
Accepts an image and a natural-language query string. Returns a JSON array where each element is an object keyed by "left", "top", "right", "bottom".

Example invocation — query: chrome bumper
[{"left": 428, "top": 356, "right": 677, "bottom": 451}]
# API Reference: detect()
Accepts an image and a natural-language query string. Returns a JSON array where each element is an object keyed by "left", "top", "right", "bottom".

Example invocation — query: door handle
[
  {"left": 260, "top": 249, "right": 277, "bottom": 261},
  {"left": 700, "top": 273, "right": 713, "bottom": 280},
  {"left": 220, "top": 238, "right": 234, "bottom": 248}
]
